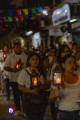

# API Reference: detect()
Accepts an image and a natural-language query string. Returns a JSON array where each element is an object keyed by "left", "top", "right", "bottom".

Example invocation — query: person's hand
[{"left": 11, "top": 67, "right": 22, "bottom": 73}]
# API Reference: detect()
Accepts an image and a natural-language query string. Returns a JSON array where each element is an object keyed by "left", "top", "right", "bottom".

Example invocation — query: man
[
  {"left": 4, "top": 37, "right": 27, "bottom": 115},
  {"left": 0, "top": 45, "right": 9, "bottom": 95}
]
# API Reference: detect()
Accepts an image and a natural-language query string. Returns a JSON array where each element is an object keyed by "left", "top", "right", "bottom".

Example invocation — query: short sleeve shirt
[
  {"left": 4, "top": 52, "right": 27, "bottom": 82},
  {"left": 18, "top": 67, "right": 45, "bottom": 89}
]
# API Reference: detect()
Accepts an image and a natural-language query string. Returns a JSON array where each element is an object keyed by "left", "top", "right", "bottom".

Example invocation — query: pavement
[
  {"left": 0, "top": 92, "right": 27, "bottom": 120},
  {"left": 0, "top": 92, "right": 52, "bottom": 120}
]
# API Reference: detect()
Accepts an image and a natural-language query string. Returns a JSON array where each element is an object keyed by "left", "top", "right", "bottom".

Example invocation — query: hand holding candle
[
  {"left": 15, "top": 59, "right": 22, "bottom": 70},
  {"left": 16, "top": 63, "right": 21, "bottom": 69}
]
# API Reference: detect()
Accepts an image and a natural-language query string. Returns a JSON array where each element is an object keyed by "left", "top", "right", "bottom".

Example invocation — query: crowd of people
[{"left": 0, "top": 37, "right": 80, "bottom": 120}]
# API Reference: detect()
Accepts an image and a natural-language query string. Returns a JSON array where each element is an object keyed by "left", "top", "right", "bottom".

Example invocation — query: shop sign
[{"left": 52, "top": 4, "right": 71, "bottom": 26}]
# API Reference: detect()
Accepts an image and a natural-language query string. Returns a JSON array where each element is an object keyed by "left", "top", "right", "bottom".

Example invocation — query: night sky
[
  {"left": 0, "top": 0, "right": 24, "bottom": 9},
  {"left": 0, "top": 0, "right": 54, "bottom": 9},
  {"left": 0, "top": 0, "right": 10, "bottom": 9}
]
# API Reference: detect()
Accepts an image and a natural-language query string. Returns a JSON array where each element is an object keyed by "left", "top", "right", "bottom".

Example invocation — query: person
[
  {"left": 75, "top": 50, "right": 80, "bottom": 74},
  {"left": 39, "top": 55, "right": 51, "bottom": 117},
  {"left": 49, "top": 44, "right": 71, "bottom": 120},
  {"left": 18, "top": 52, "right": 47, "bottom": 120},
  {"left": 45, "top": 46, "right": 57, "bottom": 68},
  {"left": 40, "top": 55, "right": 51, "bottom": 91},
  {"left": 0, "top": 45, "right": 10, "bottom": 96},
  {"left": 4, "top": 38, "right": 27, "bottom": 115},
  {"left": 52, "top": 54, "right": 80, "bottom": 120},
  {"left": 2, "top": 46, "right": 12, "bottom": 101},
  {"left": 72, "top": 42, "right": 78, "bottom": 55}
]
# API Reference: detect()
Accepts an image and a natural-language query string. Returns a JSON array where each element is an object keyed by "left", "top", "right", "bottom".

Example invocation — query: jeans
[
  {"left": 4, "top": 78, "right": 10, "bottom": 100},
  {"left": 22, "top": 91, "right": 47, "bottom": 120},
  {"left": 50, "top": 100, "right": 59, "bottom": 120},
  {"left": 59, "top": 110, "right": 80, "bottom": 120}
]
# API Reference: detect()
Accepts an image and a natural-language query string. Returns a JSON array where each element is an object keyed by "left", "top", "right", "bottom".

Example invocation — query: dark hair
[
  {"left": 61, "top": 54, "right": 76, "bottom": 64},
  {"left": 39, "top": 55, "right": 49, "bottom": 80},
  {"left": 39, "top": 55, "right": 49, "bottom": 70},
  {"left": 41, "top": 55, "right": 48, "bottom": 63},
  {"left": 72, "top": 42, "right": 78, "bottom": 47},
  {"left": 13, "top": 38, "right": 21, "bottom": 46},
  {"left": 46, "top": 48, "right": 50, "bottom": 53},
  {"left": 27, "top": 52, "right": 40, "bottom": 66},
  {"left": 57, "top": 44, "right": 71, "bottom": 63},
  {"left": 76, "top": 50, "right": 80, "bottom": 57}
]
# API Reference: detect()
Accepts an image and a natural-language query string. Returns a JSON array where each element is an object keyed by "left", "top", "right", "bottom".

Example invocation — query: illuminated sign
[{"left": 52, "top": 4, "right": 71, "bottom": 26}]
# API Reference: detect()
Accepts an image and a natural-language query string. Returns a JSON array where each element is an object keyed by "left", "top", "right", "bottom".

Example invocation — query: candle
[
  {"left": 15, "top": 59, "right": 22, "bottom": 69},
  {"left": 54, "top": 73, "right": 61, "bottom": 85},
  {"left": 16, "top": 64, "right": 21, "bottom": 69},
  {"left": 54, "top": 78, "right": 61, "bottom": 84},
  {"left": 31, "top": 71, "right": 40, "bottom": 88},
  {"left": 33, "top": 77, "right": 38, "bottom": 86}
]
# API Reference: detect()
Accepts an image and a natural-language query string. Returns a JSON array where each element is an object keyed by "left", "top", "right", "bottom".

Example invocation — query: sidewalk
[
  {"left": 0, "top": 92, "right": 52, "bottom": 120},
  {"left": 0, "top": 92, "right": 26, "bottom": 120}
]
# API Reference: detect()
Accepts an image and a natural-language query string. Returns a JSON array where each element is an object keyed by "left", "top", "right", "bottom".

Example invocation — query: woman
[
  {"left": 40, "top": 55, "right": 51, "bottom": 91},
  {"left": 52, "top": 54, "right": 80, "bottom": 120},
  {"left": 40, "top": 55, "right": 51, "bottom": 119},
  {"left": 50, "top": 44, "right": 71, "bottom": 82},
  {"left": 17, "top": 52, "right": 47, "bottom": 120},
  {"left": 49, "top": 44, "right": 71, "bottom": 120}
]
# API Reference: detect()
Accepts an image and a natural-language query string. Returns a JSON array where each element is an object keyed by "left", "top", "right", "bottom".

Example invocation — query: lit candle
[
  {"left": 33, "top": 77, "right": 38, "bottom": 86},
  {"left": 16, "top": 64, "right": 21, "bottom": 69},
  {"left": 53, "top": 73, "right": 61, "bottom": 85},
  {"left": 54, "top": 78, "right": 61, "bottom": 84}
]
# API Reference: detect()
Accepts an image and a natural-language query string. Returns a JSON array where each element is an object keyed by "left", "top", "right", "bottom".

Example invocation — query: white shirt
[
  {"left": 4, "top": 52, "right": 27, "bottom": 82},
  {"left": 17, "top": 67, "right": 45, "bottom": 89},
  {"left": 0, "top": 62, "right": 5, "bottom": 71},
  {"left": 59, "top": 74, "right": 80, "bottom": 111},
  {"left": 0, "top": 52, "right": 4, "bottom": 61},
  {"left": 50, "top": 62, "right": 58, "bottom": 81}
]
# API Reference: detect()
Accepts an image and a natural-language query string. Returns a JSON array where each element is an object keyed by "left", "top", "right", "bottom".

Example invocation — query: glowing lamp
[
  {"left": 16, "top": 64, "right": 21, "bottom": 69},
  {"left": 53, "top": 73, "right": 62, "bottom": 85},
  {"left": 15, "top": 59, "right": 22, "bottom": 70},
  {"left": 31, "top": 71, "right": 40, "bottom": 88}
]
